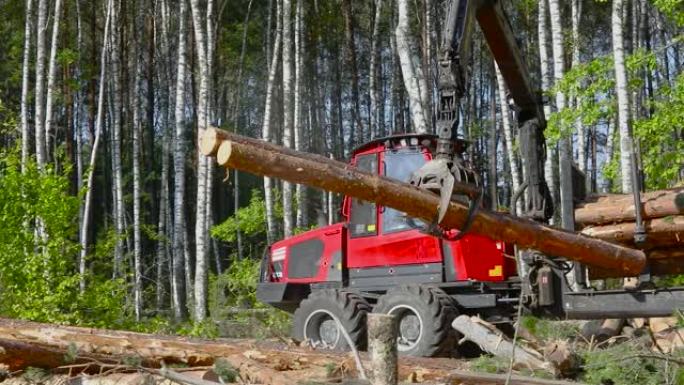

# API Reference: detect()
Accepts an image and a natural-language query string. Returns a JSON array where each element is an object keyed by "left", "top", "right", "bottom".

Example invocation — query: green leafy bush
[
  {"left": 0, "top": 150, "right": 126, "bottom": 325},
  {"left": 208, "top": 258, "right": 290, "bottom": 338}
]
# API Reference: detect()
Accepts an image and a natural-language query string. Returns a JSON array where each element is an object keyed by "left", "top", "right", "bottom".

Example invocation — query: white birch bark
[
  {"left": 369, "top": 0, "right": 383, "bottom": 139},
  {"left": 548, "top": 0, "right": 574, "bottom": 232},
  {"left": 20, "top": 0, "right": 33, "bottom": 173},
  {"left": 612, "top": 0, "right": 634, "bottom": 193},
  {"left": 43, "top": 0, "right": 63, "bottom": 161},
  {"left": 263, "top": 0, "right": 282, "bottom": 245},
  {"left": 538, "top": 0, "right": 556, "bottom": 224},
  {"left": 189, "top": 0, "right": 210, "bottom": 322},
  {"left": 282, "top": 0, "right": 295, "bottom": 238},
  {"left": 110, "top": 0, "right": 126, "bottom": 279},
  {"left": 131, "top": 0, "right": 145, "bottom": 322},
  {"left": 172, "top": 0, "right": 188, "bottom": 321},
  {"left": 572, "top": 0, "right": 586, "bottom": 181},
  {"left": 294, "top": 0, "right": 307, "bottom": 229},
  {"left": 80, "top": 0, "right": 113, "bottom": 293},
  {"left": 395, "top": 0, "right": 429, "bottom": 134},
  {"left": 75, "top": 0, "right": 85, "bottom": 292},
  {"left": 495, "top": 65, "right": 522, "bottom": 215},
  {"left": 156, "top": 0, "right": 172, "bottom": 312},
  {"left": 34, "top": 0, "right": 47, "bottom": 168}
]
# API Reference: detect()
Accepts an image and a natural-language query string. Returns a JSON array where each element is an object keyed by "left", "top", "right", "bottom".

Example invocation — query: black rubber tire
[
  {"left": 292, "top": 289, "right": 371, "bottom": 350},
  {"left": 373, "top": 285, "right": 457, "bottom": 357}
]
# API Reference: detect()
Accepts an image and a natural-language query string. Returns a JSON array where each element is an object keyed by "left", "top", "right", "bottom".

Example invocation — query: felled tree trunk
[
  {"left": 451, "top": 316, "right": 557, "bottom": 375},
  {"left": 575, "top": 188, "right": 684, "bottom": 226},
  {"left": 200, "top": 127, "right": 646, "bottom": 275},
  {"left": 580, "top": 215, "right": 684, "bottom": 249}
]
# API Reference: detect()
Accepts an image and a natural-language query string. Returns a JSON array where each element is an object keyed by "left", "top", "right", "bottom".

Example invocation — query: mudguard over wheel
[
  {"left": 292, "top": 289, "right": 371, "bottom": 350},
  {"left": 373, "top": 285, "right": 457, "bottom": 357}
]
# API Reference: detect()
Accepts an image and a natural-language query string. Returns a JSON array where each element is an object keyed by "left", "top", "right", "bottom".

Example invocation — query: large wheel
[
  {"left": 292, "top": 289, "right": 371, "bottom": 350},
  {"left": 373, "top": 285, "right": 457, "bottom": 357}
]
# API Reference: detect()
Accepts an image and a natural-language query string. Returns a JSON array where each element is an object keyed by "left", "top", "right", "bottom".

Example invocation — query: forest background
[{"left": 0, "top": 0, "right": 682, "bottom": 337}]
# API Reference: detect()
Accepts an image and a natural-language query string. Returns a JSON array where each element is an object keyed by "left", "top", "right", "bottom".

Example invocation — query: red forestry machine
[{"left": 253, "top": 0, "right": 684, "bottom": 357}]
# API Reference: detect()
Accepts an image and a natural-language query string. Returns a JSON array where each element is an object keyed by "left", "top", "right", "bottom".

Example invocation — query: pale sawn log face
[{"left": 203, "top": 127, "right": 646, "bottom": 276}]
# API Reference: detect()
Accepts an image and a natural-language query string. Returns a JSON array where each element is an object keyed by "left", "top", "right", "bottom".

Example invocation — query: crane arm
[{"left": 412, "top": 0, "right": 552, "bottom": 223}]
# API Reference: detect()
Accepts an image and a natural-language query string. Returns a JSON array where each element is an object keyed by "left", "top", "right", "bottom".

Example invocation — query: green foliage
[
  {"left": 547, "top": 56, "right": 615, "bottom": 145},
  {"left": 581, "top": 344, "right": 676, "bottom": 385},
  {"left": 549, "top": 45, "right": 684, "bottom": 189},
  {"left": 0, "top": 150, "right": 127, "bottom": 325},
  {"left": 208, "top": 258, "right": 290, "bottom": 338},
  {"left": 520, "top": 316, "right": 580, "bottom": 340},
  {"left": 214, "top": 358, "right": 238, "bottom": 383},
  {"left": 634, "top": 72, "right": 684, "bottom": 189},
  {"left": 176, "top": 320, "right": 220, "bottom": 339},
  {"left": 652, "top": 0, "right": 684, "bottom": 26},
  {"left": 22, "top": 367, "right": 49, "bottom": 383},
  {"left": 212, "top": 189, "right": 268, "bottom": 244}
]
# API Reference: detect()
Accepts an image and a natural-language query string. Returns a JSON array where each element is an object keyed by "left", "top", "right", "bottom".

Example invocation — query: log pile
[
  {"left": 575, "top": 188, "right": 684, "bottom": 278},
  {"left": 199, "top": 127, "right": 646, "bottom": 276},
  {"left": 0, "top": 318, "right": 458, "bottom": 385}
]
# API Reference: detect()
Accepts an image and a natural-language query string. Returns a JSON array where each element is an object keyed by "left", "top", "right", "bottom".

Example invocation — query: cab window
[
  {"left": 382, "top": 149, "right": 426, "bottom": 234},
  {"left": 350, "top": 153, "right": 378, "bottom": 237}
]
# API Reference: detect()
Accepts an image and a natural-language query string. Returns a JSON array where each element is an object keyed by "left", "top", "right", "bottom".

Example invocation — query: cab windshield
[{"left": 382, "top": 149, "right": 426, "bottom": 233}]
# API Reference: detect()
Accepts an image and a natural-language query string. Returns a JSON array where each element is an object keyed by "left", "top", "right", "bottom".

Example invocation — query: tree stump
[{"left": 367, "top": 314, "right": 398, "bottom": 385}]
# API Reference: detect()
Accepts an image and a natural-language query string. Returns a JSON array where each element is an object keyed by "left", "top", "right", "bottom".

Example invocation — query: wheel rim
[
  {"left": 303, "top": 309, "right": 341, "bottom": 348},
  {"left": 388, "top": 304, "right": 423, "bottom": 351}
]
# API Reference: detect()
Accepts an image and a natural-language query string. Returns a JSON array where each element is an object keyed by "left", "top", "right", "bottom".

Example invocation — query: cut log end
[
  {"left": 199, "top": 127, "right": 222, "bottom": 156},
  {"left": 216, "top": 140, "right": 233, "bottom": 166}
]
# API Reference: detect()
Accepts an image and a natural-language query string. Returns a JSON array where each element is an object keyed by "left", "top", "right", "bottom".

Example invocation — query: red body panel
[
  {"left": 267, "top": 135, "right": 516, "bottom": 285},
  {"left": 444, "top": 234, "right": 512, "bottom": 282},
  {"left": 270, "top": 223, "right": 345, "bottom": 283}
]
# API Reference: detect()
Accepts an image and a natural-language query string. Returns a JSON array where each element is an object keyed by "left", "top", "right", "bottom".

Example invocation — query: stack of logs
[{"left": 576, "top": 188, "right": 684, "bottom": 278}]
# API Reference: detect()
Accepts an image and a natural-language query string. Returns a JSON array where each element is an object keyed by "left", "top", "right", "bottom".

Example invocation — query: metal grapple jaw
[{"left": 409, "top": 155, "right": 481, "bottom": 232}]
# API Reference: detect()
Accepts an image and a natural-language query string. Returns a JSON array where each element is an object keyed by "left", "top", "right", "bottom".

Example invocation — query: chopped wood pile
[
  {"left": 0, "top": 318, "right": 459, "bottom": 385},
  {"left": 575, "top": 188, "right": 684, "bottom": 278}
]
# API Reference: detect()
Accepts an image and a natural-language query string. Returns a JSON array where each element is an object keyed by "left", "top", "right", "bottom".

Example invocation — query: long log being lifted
[{"left": 200, "top": 127, "right": 646, "bottom": 275}]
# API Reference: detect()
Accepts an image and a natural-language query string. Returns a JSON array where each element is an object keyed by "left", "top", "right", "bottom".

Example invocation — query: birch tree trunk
[
  {"left": 538, "top": 0, "right": 557, "bottom": 223},
  {"left": 34, "top": 0, "right": 47, "bottom": 168},
  {"left": 131, "top": 0, "right": 145, "bottom": 322},
  {"left": 172, "top": 0, "right": 188, "bottom": 321},
  {"left": 79, "top": 0, "right": 113, "bottom": 294},
  {"left": 495, "top": 65, "right": 522, "bottom": 215},
  {"left": 395, "top": 0, "right": 429, "bottom": 134},
  {"left": 75, "top": 0, "right": 85, "bottom": 291},
  {"left": 548, "top": 0, "right": 574, "bottom": 232},
  {"left": 110, "top": 0, "right": 126, "bottom": 279},
  {"left": 43, "top": 0, "right": 63, "bottom": 162},
  {"left": 294, "top": 0, "right": 307, "bottom": 230},
  {"left": 572, "top": 0, "right": 587, "bottom": 189},
  {"left": 488, "top": 70, "right": 497, "bottom": 210},
  {"left": 282, "top": 0, "right": 295, "bottom": 238},
  {"left": 369, "top": 0, "right": 383, "bottom": 139},
  {"left": 205, "top": 0, "right": 217, "bottom": 276},
  {"left": 612, "top": 0, "right": 634, "bottom": 193},
  {"left": 262, "top": 0, "right": 282, "bottom": 245},
  {"left": 20, "top": 0, "right": 33, "bottom": 173},
  {"left": 189, "top": 0, "right": 211, "bottom": 322}
]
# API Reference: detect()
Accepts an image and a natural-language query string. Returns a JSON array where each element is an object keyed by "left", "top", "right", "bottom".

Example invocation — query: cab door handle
[{"left": 324, "top": 229, "right": 341, "bottom": 236}]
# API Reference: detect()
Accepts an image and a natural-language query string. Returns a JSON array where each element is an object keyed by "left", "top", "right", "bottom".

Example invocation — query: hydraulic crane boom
[{"left": 411, "top": 0, "right": 553, "bottom": 223}]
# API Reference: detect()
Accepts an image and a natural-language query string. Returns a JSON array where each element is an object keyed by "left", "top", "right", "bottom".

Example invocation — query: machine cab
[
  {"left": 341, "top": 134, "right": 515, "bottom": 286},
  {"left": 262, "top": 134, "right": 514, "bottom": 293}
]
